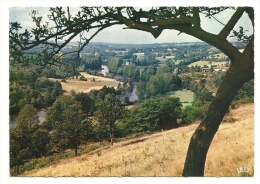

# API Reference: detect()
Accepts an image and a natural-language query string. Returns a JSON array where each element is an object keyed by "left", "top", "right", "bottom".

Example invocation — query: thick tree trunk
[{"left": 182, "top": 52, "right": 254, "bottom": 176}]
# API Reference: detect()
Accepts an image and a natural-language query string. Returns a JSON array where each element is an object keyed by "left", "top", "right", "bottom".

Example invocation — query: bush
[
  {"left": 79, "top": 75, "right": 87, "bottom": 81},
  {"left": 181, "top": 105, "right": 203, "bottom": 125},
  {"left": 117, "top": 96, "right": 182, "bottom": 137}
]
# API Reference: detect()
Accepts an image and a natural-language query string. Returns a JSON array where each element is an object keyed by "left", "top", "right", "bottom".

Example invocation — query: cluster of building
[
  {"left": 202, "top": 61, "right": 230, "bottom": 72},
  {"left": 201, "top": 66, "right": 229, "bottom": 72}
]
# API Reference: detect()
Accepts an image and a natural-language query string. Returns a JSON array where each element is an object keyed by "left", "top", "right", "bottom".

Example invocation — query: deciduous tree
[
  {"left": 16, "top": 104, "right": 39, "bottom": 129},
  {"left": 45, "top": 95, "right": 92, "bottom": 156},
  {"left": 94, "top": 93, "right": 126, "bottom": 145}
]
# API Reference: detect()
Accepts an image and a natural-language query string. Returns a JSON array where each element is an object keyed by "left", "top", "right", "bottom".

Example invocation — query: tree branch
[
  {"left": 149, "top": 17, "right": 193, "bottom": 26},
  {"left": 242, "top": 36, "right": 254, "bottom": 73},
  {"left": 111, "top": 14, "right": 162, "bottom": 38},
  {"left": 192, "top": 7, "right": 201, "bottom": 28},
  {"left": 245, "top": 7, "right": 254, "bottom": 28},
  {"left": 218, "top": 7, "right": 246, "bottom": 39}
]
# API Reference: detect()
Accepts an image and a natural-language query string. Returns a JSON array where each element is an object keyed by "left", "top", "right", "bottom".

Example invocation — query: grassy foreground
[{"left": 21, "top": 104, "right": 254, "bottom": 177}]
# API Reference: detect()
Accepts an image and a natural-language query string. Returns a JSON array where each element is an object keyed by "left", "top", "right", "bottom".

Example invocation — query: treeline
[
  {"left": 107, "top": 57, "right": 182, "bottom": 100},
  {"left": 136, "top": 68, "right": 181, "bottom": 101},
  {"left": 9, "top": 60, "right": 94, "bottom": 115},
  {"left": 107, "top": 58, "right": 143, "bottom": 80},
  {"left": 122, "top": 48, "right": 159, "bottom": 66},
  {"left": 79, "top": 54, "right": 102, "bottom": 70},
  {"left": 173, "top": 45, "right": 209, "bottom": 65},
  {"left": 9, "top": 64, "right": 63, "bottom": 114},
  {"left": 40, "top": 67, "right": 77, "bottom": 79}
]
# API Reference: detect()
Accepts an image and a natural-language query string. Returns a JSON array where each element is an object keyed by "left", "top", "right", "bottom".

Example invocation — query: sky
[
  {"left": 8, "top": 6, "right": 253, "bottom": 44},
  {"left": 1, "top": 1, "right": 260, "bottom": 184}
]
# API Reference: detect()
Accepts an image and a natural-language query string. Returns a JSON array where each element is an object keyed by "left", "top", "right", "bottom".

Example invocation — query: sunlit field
[{"left": 50, "top": 72, "right": 121, "bottom": 94}]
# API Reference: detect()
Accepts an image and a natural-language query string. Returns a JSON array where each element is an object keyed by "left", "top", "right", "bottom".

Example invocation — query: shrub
[
  {"left": 117, "top": 96, "right": 182, "bottom": 137},
  {"left": 79, "top": 75, "right": 87, "bottom": 81},
  {"left": 181, "top": 105, "right": 203, "bottom": 125}
]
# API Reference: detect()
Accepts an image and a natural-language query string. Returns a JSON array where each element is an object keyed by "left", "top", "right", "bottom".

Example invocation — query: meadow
[
  {"left": 165, "top": 90, "right": 194, "bottom": 107},
  {"left": 21, "top": 103, "right": 254, "bottom": 177}
]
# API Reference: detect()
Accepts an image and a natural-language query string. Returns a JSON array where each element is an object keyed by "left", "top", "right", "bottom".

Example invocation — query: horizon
[{"left": 77, "top": 40, "right": 206, "bottom": 45}]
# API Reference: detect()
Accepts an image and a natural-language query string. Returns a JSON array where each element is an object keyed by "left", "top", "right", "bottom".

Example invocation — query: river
[
  {"left": 100, "top": 65, "right": 139, "bottom": 102},
  {"left": 101, "top": 65, "right": 109, "bottom": 77}
]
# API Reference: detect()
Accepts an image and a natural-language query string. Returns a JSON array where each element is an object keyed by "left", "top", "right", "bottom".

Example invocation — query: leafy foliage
[
  {"left": 10, "top": 104, "right": 48, "bottom": 174},
  {"left": 136, "top": 67, "right": 181, "bottom": 100},
  {"left": 16, "top": 104, "right": 39, "bottom": 129},
  {"left": 118, "top": 96, "right": 182, "bottom": 137},
  {"left": 94, "top": 93, "right": 126, "bottom": 145},
  {"left": 231, "top": 26, "right": 252, "bottom": 43},
  {"left": 45, "top": 95, "right": 93, "bottom": 156},
  {"left": 181, "top": 105, "right": 203, "bottom": 125},
  {"left": 9, "top": 63, "right": 63, "bottom": 114}
]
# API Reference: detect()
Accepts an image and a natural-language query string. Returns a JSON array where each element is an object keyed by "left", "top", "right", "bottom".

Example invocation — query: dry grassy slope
[{"left": 22, "top": 104, "right": 254, "bottom": 177}]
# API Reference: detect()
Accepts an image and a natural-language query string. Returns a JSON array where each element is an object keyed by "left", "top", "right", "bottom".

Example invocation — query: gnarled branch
[{"left": 219, "top": 7, "right": 246, "bottom": 39}]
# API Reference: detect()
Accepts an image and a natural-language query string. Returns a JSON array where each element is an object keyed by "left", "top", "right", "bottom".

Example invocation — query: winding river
[{"left": 100, "top": 65, "right": 139, "bottom": 102}]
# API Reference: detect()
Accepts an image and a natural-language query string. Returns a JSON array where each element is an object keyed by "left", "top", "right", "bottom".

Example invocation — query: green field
[{"left": 165, "top": 89, "right": 194, "bottom": 107}]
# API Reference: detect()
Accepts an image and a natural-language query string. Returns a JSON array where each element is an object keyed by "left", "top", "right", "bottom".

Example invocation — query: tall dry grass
[{"left": 22, "top": 104, "right": 254, "bottom": 177}]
